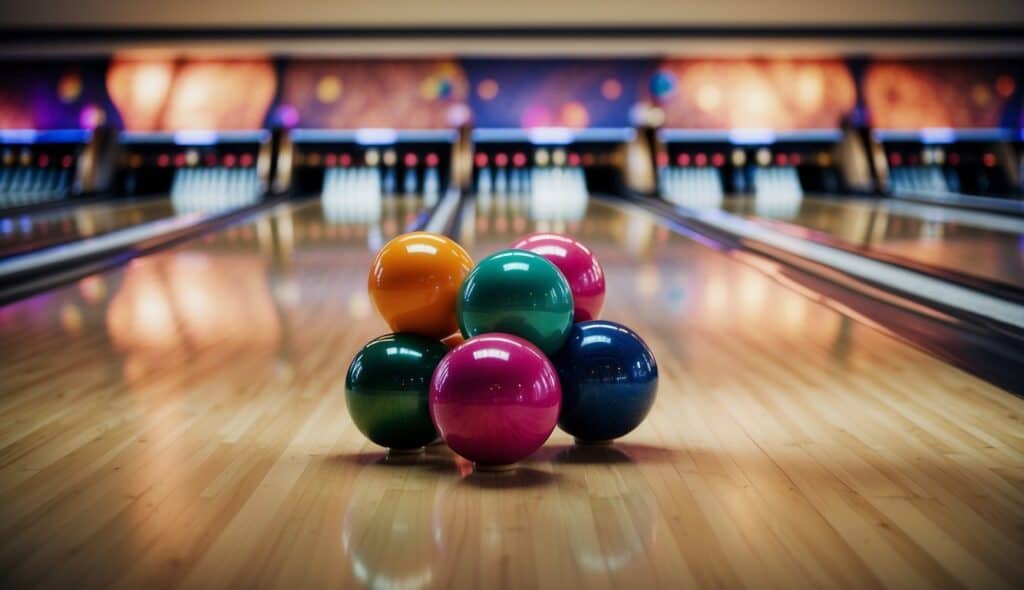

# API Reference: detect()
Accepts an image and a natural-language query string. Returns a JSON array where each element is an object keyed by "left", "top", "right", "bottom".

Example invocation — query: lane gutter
[
  {"left": 0, "top": 195, "right": 294, "bottom": 305},
  {"left": 617, "top": 194, "right": 1024, "bottom": 395}
]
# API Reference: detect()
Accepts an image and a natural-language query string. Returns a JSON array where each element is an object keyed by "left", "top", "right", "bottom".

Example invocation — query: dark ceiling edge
[{"left": 1, "top": 25, "right": 1024, "bottom": 43}]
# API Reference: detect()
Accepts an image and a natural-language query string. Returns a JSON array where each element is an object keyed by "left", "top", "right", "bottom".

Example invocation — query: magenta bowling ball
[
  {"left": 429, "top": 333, "right": 561, "bottom": 467},
  {"left": 511, "top": 233, "right": 605, "bottom": 321}
]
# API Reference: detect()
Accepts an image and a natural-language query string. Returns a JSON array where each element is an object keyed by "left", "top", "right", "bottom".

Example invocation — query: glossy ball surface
[
  {"left": 368, "top": 232, "right": 473, "bottom": 339},
  {"left": 457, "top": 249, "right": 573, "bottom": 355},
  {"left": 429, "top": 334, "right": 561, "bottom": 466},
  {"left": 511, "top": 233, "right": 605, "bottom": 322},
  {"left": 346, "top": 333, "right": 448, "bottom": 450},
  {"left": 552, "top": 321, "right": 658, "bottom": 443}
]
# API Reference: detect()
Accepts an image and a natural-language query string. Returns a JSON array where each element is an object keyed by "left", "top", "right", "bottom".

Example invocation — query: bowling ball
[
  {"left": 346, "top": 333, "right": 448, "bottom": 451},
  {"left": 368, "top": 232, "right": 473, "bottom": 339},
  {"left": 511, "top": 233, "right": 605, "bottom": 322},
  {"left": 430, "top": 334, "right": 561, "bottom": 467},
  {"left": 457, "top": 249, "right": 573, "bottom": 355},
  {"left": 552, "top": 320, "right": 658, "bottom": 443}
]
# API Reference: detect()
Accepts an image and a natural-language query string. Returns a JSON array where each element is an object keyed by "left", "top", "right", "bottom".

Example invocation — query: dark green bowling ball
[
  {"left": 457, "top": 249, "right": 574, "bottom": 355},
  {"left": 345, "top": 333, "right": 448, "bottom": 451}
]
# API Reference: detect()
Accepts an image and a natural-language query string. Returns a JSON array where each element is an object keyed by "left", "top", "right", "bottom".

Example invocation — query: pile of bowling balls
[{"left": 346, "top": 231, "right": 658, "bottom": 469}]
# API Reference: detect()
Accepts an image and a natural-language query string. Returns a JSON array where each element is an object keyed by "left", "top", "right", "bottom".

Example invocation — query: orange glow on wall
[
  {"left": 652, "top": 59, "right": 856, "bottom": 130},
  {"left": 107, "top": 57, "right": 276, "bottom": 131},
  {"left": 864, "top": 61, "right": 1016, "bottom": 129}
]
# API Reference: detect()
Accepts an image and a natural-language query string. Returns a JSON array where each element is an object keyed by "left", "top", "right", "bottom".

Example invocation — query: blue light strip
[
  {"left": 658, "top": 128, "right": 841, "bottom": 144},
  {"left": 0, "top": 129, "right": 91, "bottom": 144},
  {"left": 290, "top": 129, "right": 457, "bottom": 143},
  {"left": 120, "top": 130, "right": 270, "bottom": 145},
  {"left": 874, "top": 128, "right": 1014, "bottom": 143},
  {"left": 472, "top": 127, "right": 635, "bottom": 144}
]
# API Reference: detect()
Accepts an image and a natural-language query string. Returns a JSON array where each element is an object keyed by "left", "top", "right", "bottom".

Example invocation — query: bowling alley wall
[{"left": 0, "top": 56, "right": 1022, "bottom": 133}]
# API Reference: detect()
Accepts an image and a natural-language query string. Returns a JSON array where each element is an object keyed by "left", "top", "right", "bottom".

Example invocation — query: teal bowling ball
[
  {"left": 345, "top": 333, "right": 448, "bottom": 451},
  {"left": 457, "top": 249, "right": 574, "bottom": 355}
]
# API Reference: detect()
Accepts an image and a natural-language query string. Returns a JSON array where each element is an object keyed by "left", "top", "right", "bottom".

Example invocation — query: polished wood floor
[{"left": 1, "top": 194, "right": 1022, "bottom": 589}]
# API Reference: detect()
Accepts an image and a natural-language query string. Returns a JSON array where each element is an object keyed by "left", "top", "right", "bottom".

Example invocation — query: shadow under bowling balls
[
  {"left": 458, "top": 466, "right": 558, "bottom": 490},
  {"left": 553, "top": 444, "right": 634, "bottom": 465}
]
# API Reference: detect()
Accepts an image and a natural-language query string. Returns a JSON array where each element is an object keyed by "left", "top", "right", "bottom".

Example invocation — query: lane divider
[{"left": 0, "top": 196, "right": 291, "bottom": 305}]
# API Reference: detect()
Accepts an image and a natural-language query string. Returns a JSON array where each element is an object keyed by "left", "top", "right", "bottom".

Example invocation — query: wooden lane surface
[{"left": 0, "top": 194, "right": 1022, "bottom": 589}]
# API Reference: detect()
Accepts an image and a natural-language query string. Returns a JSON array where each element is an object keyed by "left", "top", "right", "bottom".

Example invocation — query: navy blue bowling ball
[{"left": 552, "top": 320, "right": 658, "bottom": 443}]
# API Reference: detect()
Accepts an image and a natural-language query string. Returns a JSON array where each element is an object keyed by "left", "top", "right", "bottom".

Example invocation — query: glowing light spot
[
  {"left": 795, "top": 68, "right": 825, "bottom": 110},
  {"left": 695, "top": 84, "right": 722, "bottom": 112},
  {"left": 477, "top": 79, "right": 499, "bottom": 101},
  {"left": 419, "top": 76, "right": 440, "bottom": 100},
  {"left": 971, "top": 83, "right": 991, "bottom": 107},
  {"left": 57, "top": 72, "right": 83, "bottom": 103},
  {"left": 316, "top": 75, "right": 343, "bottom": 103},
  {"left": 275, "top": 104, "right": 300, "bottom": 128},
  {"left": 560, "top": 102, "right": 590, "bottom": 129},
  {"left": 600, "top": 78, "right": 622, "bottom": 101},
  {"left": 521, "top": 103, "right": 553, "bottom": 128},
  {"left": 996, "top": 75, "right": 1015, "bottom": 98},
  {"left": 60, "top": 304, "right": 83, "bottom": 336},
  {"left": 79, "top": 104, "right": 105, "bottom": 129}
]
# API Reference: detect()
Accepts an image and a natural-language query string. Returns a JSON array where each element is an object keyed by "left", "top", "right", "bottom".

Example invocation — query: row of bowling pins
[
  {"left": 375, "top": 165, "right": 441, "bottom": 197},
  {"left": 477, "top": 167, "right": 532, "bottom": 195},
  {"left": 320, "top": 166, "right": 443, "bottom": 224},
  {"left": 170, "top": 168, "right": 262, "bottom": 214},
  {"left": 0, "top": 168, "right": 71, "bottom": 208},
  {"left": 527, "top": 168, "right": 588, "bottom": 221},
  {"left": 475, "top": 170, "right": 589, "bottom": 222},
  {"left": 753, "top": 167, "right": 804, "bottom": 201},
  {"left": 888, "top": 166, "right": 953, "bottom": 195},
  {"left": 659, "top": 165, "right": 805, "bottom": 219},
  {"left": 660, "top": 167, "right": 724, "bottom": 210},
  {"left": 321, "top": 169, "right": 383, "bottom": 224},
  {"left": 475, "top": 166, "right": 589, "bottom": 198},
  {"left": 476, "top": 188, "right": 589, "bottom": 222}
]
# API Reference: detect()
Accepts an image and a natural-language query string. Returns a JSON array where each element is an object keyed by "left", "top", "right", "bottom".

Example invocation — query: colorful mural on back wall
[
  {"left": 276, "top": 59, "right": 469, "bottom": 129},
  {"left": 461, "top": 59, "right": 654, "bottom": 129},
  {"left": 862, "top": 60, "right": 1021, "bottom": 130},
  {"left": 0, "top": 60, "right": 119, "bottom": 130},
  {"left": 647, "top": 58, "right": 858, "bottom": 130},
  {"left": 0, "top": 56, "right": 1021, "bottom": 133},
  {"left": 106, "top": 58, "right": 277, "bottom": 132}
]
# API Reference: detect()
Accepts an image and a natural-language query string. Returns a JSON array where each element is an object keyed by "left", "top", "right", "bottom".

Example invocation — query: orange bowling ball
[{"left": 368, "top": 232, "right": 473, "bottom": 339}]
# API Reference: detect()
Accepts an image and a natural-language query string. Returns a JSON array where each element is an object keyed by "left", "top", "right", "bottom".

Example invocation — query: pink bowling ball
[
  {"left": 429, "top": 333, "right": 561, "bottom": 468},
  {"left": 511, "top": 233, "right": 605, "bottom": 321}
]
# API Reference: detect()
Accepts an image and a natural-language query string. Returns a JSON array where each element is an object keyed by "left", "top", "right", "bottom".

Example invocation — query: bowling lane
[
  {"left": 0, "top": 197, "right": 179, "bottom": 259},
  {"left": 1, "top": 191, "right": 1023, "bottom": 588},
  {"left": 452, "top": 192, "right": 1024, "bottom": 586},
  {"left": 722, "top": 195, "right": 1024, "bottom": 288}
]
